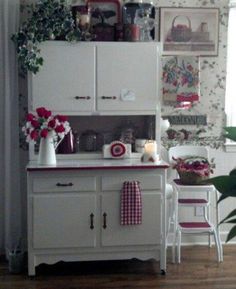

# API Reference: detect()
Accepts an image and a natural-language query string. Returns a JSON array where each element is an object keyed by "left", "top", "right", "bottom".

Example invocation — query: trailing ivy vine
[{"left": 12, "top": 0, "right": 81, "bottom": 74}]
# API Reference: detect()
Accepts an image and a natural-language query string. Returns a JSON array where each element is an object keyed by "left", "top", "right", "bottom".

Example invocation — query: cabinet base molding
[{"left": 28, "top": 249, "right": 161, "bottom": 276}]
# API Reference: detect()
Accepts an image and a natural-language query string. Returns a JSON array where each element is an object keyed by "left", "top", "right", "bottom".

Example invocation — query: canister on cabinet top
[
  {"left": 124, "top": 24, "right": 140, "bottom": 41},
  {"left": 122, "top": 0, "right": 155, "bottom": 40}
]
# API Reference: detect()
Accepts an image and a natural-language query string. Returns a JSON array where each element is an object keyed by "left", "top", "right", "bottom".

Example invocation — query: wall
[
  {"left": 16, "top": 0, "right": 236, "bottom": 247},
  {"left": 155, "top": 0, "right": 236, "bottom": 243}
]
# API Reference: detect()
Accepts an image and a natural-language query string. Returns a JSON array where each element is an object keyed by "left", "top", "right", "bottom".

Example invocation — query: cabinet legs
[{"left": 28, "top": 254, "right": 36, "bottom": 276}]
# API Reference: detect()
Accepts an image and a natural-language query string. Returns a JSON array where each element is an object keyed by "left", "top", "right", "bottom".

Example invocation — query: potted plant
[
  {"left": 12, "top": 0, "right": 81, "bottom": 74},
  {"left": 206, "top": 127, "right": 236, "bottom": 242}
]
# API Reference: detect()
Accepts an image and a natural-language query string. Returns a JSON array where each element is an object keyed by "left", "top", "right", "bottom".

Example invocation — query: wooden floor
[{"left": 0, "top": 245, "right": 236, "bottom": 289}]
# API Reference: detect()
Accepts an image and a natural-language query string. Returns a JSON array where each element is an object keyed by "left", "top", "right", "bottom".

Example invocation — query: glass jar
[{"left": 122, "top": 0, "right": 155, "bottom": 41}]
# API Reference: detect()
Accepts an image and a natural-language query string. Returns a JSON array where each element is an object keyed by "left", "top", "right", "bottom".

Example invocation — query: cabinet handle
[
  {"left": 101, "top": 96, "right": 117, "bottom": 100},
  {"left": 103, "top": 212, "right": 107, "bottom": 229},
  {"left": 74, "top": 96, "right": 91, "bottom": 100},
  {"left": 90, "top": 213, "right": 94, "bottom": 230},
  {"left": 56, "top": 182, "right": 74, "bottom": 187}
]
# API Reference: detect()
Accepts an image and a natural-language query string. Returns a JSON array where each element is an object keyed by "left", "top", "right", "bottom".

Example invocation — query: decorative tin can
[{"left": 124, "top": 24, "right": 140, "bottom": 41}]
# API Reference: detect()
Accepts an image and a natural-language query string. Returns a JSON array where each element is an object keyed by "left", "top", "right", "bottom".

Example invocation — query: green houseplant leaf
[
  {"left": 224, "top": 127, "right": 236, "bottom": 142},
  {"left": 226, "top": 225, "right": 236, "bottom": 242},
  {"left": 205, "top": 126, "right": 236, "bottom": 242}
]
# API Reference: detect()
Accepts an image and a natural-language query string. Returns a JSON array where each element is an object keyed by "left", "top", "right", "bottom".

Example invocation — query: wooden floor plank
[{"left": 0, "top": 245, "right": 235, "bottom": 289}]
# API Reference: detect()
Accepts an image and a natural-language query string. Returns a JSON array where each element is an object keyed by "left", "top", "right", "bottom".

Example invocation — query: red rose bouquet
[
  {"left": 172, "top": 156, "right": 214, "bottom": 185},
  {"left": 22, "top": 107, "right": 71, "bottom": 145}
]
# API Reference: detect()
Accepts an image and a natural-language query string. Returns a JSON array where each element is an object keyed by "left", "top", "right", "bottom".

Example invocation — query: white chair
[
  {"left": 161, "top": 145, "right": 176, "bottom": 261},
  {"left": 168, "top": 145, "right": 223, "bottom": 263}
]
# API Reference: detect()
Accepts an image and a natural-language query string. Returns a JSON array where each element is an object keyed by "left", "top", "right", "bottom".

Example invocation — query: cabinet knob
[
  {"left": 56, "top": 182, "right": 74, "bottom": 187},
  {"left": 103, "top": 212, "right": 107, "bottom": 229},
  {"left": 74, "top": 96, "right": 91, "bottom": 100},
  {"left": 90, "top": 213, "right": 94, "bottom": 230},
  {"left": 101, "top": 96, "right": 117, "bottom": 100}
]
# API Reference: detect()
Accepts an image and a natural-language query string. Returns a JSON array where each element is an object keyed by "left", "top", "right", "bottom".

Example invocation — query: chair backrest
[{"left": 168, "top": 145, "right": 209, "bottom": 164}]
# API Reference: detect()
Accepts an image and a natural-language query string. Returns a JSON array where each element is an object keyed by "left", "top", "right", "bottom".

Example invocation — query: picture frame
[
  {"left": 160, "top": 7, "right": 219, "bottom": 56},
  {"left": 88, "top": 0, "right": 121, "bottom": 27}
]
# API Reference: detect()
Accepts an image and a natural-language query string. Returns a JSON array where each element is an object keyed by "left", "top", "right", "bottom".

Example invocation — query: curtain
[
  {"left": 225, "top": 1, "right": 236, "bottom": 126},
  {"left": 0, "top": 0, "right": 21, "bottom": 254}
]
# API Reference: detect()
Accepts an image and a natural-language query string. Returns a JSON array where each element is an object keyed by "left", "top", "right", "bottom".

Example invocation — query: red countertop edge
[{"left": 27, "top": 164, "right": 170, "bottom": 171}]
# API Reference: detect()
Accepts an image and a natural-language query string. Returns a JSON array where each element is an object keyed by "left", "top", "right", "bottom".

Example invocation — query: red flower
[
  {"left": 26, "top": 113, "right": 35, "bottom": 121},
  {"left": 55, "top": 115, "right": 68, "bottom": 122},
  {"left": 48, "top": 119, "right": 56, "bottom": 129},
  {"left": 44, "top": 109, "right": 52, "bottom": 119},
  {"left": 40, "top": 128, "right": 48, "bottom": 138},
  {"left": 30, "top": 130, "right": 38, "bottom": 141},
  {"left": 31, "top": 119, "right": 40, "bottom": 128},
  {"left": 36, "top": 107, "right": 52, "bottom": 119},
  {"left": 55, "top": 124, "right": 65, "bottom": 133}
]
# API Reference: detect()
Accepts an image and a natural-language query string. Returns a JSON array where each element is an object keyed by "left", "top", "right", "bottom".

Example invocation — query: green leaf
[
  {"left": 219, "top": 209, "right": 236, "bottom": 224},
  {"left": 229, "top": 168, "right": 236, "bottom": 176},
  {"left": 226, "top": 225, "right": 236, "bottom": 242},
  {"left": 224, "top": 127, "right": 236, "bottom": 142},
  {"left": 217, "top": 194, "right": 229, "bottom": 204},
  {"left": 206, "top": 176, "right": 236, "bottom": 197},
  {"left": 224, "top": 218, "right": 236, "bottom": 224}
]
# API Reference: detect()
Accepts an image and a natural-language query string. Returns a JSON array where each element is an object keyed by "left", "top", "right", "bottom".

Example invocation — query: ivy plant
[{"left": 12, "top": 0, "right": 81, "bottom": 74}]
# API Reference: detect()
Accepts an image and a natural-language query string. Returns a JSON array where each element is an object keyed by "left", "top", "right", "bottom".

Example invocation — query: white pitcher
[{"left": 38, "top": 131, "right": 56, "bottom": 165}]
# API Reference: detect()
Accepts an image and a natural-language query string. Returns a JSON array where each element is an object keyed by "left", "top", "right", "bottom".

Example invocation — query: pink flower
[
  {"left": 40, "top": 128, "right": 48, "bottom": 138},
  {"left": 55, "top": 124, "right": 65, "bottom": 133},
  {"left": 22, "top": 107, "right": 71, "bottom": 143},
  {"left": 36, "top": 107, "right": 52, "bottom": 119},
  {"left": 55, "top": 115, "right": 68, "bottom": 122},
  {"left": 30, "top": 130, "right": 38, "bottom": 141},
  {"left": 48, "top": 119, "right": 56, "bottom": 129},
  {"left": 31, "top": 119, "right": 40, "bottom": 128},
  {"left": 26, "top": 113, "right": 35, "bottom": 121}
]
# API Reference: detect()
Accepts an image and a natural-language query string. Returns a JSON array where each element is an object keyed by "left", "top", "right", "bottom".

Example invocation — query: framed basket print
[{"left": 160, "top": 8, "right": 219, "bottom": 56}]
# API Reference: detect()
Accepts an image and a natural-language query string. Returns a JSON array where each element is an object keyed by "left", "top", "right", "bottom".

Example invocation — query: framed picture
[
  {"left": 87, "top": 0, "right": 121, "bottom": 41},
  {"left": 160, "top": 8, "right": 219, "bottom": 56},
  {"left": 162, "top": 56, "right": 200, "bottom": 108},
  {"left": 88, "top": 0, "right": 121, "bottom": 27}
]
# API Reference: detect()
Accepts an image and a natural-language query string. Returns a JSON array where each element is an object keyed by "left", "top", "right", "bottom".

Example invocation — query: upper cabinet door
[
  {"left": 97, "top": 43, "right": 159, "bottom": 113},
  {"left": 29, "top": 42, "right": 96, "bottom": 114}
]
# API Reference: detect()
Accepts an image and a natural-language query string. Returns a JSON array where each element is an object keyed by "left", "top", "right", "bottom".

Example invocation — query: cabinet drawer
[
  {"left": 101, "top": 175, "right": 162, "bottom": 191},
  {"left": 33, "top": 176, "right": 96, "bottom": 193}
]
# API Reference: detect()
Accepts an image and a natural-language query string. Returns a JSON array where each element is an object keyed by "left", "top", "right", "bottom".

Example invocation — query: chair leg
[
  {"left": 177, "top": 229, "right": 181, "bottom": 263},
  {"left": 172, "top": 231, "right": 176, "bottom": 263},
  {"left": 212, "top": 229, "right": 221, "bottom": 262},
  {"left": 216, "top": 228, "right": 223, "bottom": 262}
]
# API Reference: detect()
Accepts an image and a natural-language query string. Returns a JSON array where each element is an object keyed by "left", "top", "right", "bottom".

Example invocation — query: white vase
[{"left": 38, "top": 131, "right": 56, "bottom": 165}]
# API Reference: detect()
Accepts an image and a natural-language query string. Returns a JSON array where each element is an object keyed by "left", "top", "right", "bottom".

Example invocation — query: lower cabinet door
[
  {"left": 32, "top": 194, "right": 96, "bottom": 249},
  {"left": 101, "top": 192, "right": 162, "bottom": 247}
]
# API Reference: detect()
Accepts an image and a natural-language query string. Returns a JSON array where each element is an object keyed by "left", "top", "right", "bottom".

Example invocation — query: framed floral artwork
[
  {"left": 162, "top": 56, "right": 200, "bottom": 109},
  {"left": 160, "top": 8, "right": 219, "bottom": 56}
]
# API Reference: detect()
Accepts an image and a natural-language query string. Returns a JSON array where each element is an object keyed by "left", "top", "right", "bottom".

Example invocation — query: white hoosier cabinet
[{"left": 27, "top": 41, "right": 169, "bottom": 276}]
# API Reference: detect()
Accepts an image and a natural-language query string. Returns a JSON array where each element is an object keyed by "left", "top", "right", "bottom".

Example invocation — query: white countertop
[{"left": 27, "top": 158, "right": 169, "bottom": 171}]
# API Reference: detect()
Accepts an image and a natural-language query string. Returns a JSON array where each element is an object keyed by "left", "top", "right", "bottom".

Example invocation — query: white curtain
[
  {"left": 0, "top": 0, "right": 21, "bottom": 254},
  {"left": 225, "top": 1, "right": 236, "bottom": 126}
]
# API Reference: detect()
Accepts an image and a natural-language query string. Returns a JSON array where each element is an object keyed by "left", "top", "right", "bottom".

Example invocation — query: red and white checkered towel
[{"left": 120, "top": 181, "right": 142, "bottom": 225}]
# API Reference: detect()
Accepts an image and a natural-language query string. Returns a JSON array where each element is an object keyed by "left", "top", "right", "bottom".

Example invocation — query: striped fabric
[{"left": 120, "top": 181, "right": 142, "bottom": 225}]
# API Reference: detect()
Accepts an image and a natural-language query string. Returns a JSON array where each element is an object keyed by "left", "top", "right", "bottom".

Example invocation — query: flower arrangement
[
  {"left": 22, "top": 107, "right": 71, "bottom": 145},
  {"left": 12, "top": 0, "right": 81, "bottom": 74},
  {"left": 172, "top": 156, "right": 214, "bottom": 185}
]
